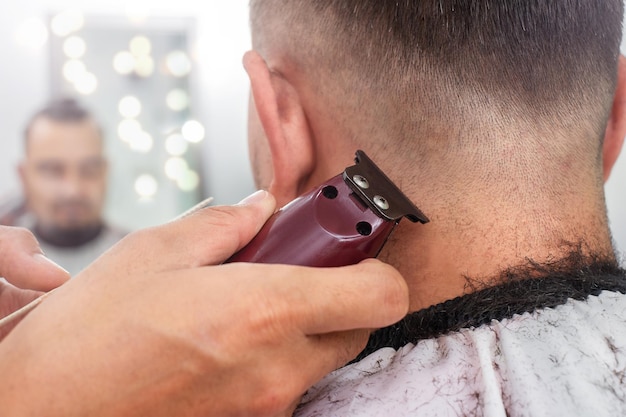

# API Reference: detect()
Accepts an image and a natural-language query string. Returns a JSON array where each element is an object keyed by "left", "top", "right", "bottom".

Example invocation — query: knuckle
[
  {"left": 247, "top": 293, "right": 293, "bottom": 337},
  {"left": 228, "top": 282, "right": 299, "bottom": 344},
  {"left": 179, "top": 206, "right": 253, "bottom": 258},
  {"left": 201, "top": 266, "right": 296, "bottom": 348}
]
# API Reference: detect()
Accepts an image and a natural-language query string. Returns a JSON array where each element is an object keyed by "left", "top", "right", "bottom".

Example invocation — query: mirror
[{"left": 49, "top": 13, "right": 203, "bottom": 230}]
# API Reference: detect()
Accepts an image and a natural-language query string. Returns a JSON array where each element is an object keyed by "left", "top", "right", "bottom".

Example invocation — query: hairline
[
  {"left": 23, "top": 115, "right": 105, "bottom": 156},
  {"left": 249, "top": 0, "right": 620, "bottom": 159}
]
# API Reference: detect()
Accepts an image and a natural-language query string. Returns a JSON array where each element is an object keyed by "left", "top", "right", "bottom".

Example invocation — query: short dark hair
[
  {"left": 250, "top": 0, "right": 623, "bottom": 158},
  {"left": 24, "top": 98, "right": 101, "bottom": 151}
]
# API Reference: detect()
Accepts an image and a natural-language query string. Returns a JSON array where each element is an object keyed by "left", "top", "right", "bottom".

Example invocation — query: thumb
[
  {"left": 0, "top": 226, "right": 70, "bottom": 292},
  {"left": 174, "top": 190, "right": 277, "bottom": 265},
  {"left": 109, "top": 190, "right": 277, "bottom": 272}
]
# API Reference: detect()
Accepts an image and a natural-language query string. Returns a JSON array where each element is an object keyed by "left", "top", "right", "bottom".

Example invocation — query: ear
[
  {"left": 603, "top": 55, "right": 626, "bottom": 182},
  {"left": 243, "top": 50, "right": 315, "bottom": 205}
]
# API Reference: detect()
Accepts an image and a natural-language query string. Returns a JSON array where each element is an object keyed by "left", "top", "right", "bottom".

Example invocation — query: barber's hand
[
  {"left": 0, "top": 226, "right": 70, "bottom": 339},
  {"left": 0, "top": 191, "right": 409, "bottom": 417},
  {"left": 0, "top": 225, "right": 70, "bottom": 292}
]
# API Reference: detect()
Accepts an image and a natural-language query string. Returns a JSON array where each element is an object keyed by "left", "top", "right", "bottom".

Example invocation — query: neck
[
  {"left": 300, "top": 112, "right": 616, "bottom": 312},
  {"left": 377, "top": 180, "right": 615, "bottom": 312}
]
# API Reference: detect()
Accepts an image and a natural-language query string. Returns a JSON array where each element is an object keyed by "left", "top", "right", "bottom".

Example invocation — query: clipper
[{"left": 226, "top": 150, "right": 429, "bottom": 267}]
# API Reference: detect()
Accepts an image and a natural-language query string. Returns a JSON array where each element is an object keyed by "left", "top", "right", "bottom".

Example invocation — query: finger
[
  {"left": 282, "top": 259, "right": 409, "bottom": 335},
  {"left": 214, "top": 259, "right": 408, "bottom": 335},
  {"left": 118, "top": 190, "right": 276, "bottom": 272},
  {"left": 0, "top": 226, "right": 70, "bottom": 291}
]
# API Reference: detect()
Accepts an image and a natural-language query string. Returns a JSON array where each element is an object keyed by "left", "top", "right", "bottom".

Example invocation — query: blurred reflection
[
  {"left": 134, "top": 174, "right": 158, "bottom": 199},
  {"left": 50, "top": 9, "right": 84, "bottom": 37},
  {"left": 181, "top": 120, "right": 205, "bottom": 143},
  {"left": 63, "top": 36, "right": 87, "bottom": 59},
  {"left": 0, "top": 98, "right": 127, "bottom": 276},
  {"left": 1, "top": 4, "right": 253, "bottom": 238},
  {"left": 46, "top": 11, "right": 205, "bottom": 230},
  {"left": 165, "top": 134, "right": 188, "bottom": 156},
  {"left": 166, "top": 89, "right": 189, "bottom": 112},
  {"left": 15, "top": 18, "right": 49, "bottom": 50},
  {"left": 118, "top": 96, "right": 142, "bottom": 119},
  {"left": 165, "top": 50, "right": 192, "bottom": 77}
]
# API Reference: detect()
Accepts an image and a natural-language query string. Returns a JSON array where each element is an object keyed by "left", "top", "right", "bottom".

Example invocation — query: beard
[{"left": 34, "top": 219, "right": 103, "bottom": 248}]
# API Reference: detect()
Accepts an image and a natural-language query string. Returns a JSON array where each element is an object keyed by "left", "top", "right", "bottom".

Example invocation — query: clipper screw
[
  {"left": 353, "top": 175, "right": 370, "bottom": 189},
  {"left": 374, "top": 195, "right": 390, "bottom": 210}
]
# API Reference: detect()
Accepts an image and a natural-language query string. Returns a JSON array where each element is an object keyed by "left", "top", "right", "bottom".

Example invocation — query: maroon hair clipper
[{"left": 226, "top": 150, "right": 429, "bottom": 267}]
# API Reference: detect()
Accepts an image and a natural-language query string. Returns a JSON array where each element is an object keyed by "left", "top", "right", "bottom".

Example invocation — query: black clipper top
[{"left": 343, "top": 150, "right": 430, "bottom": 224}]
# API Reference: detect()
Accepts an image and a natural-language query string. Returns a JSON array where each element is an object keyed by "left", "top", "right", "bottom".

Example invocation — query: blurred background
[
  {"left": 0, "top": 1, "right": 624, "bottom": 263},
  {"left": 0, "top": 1, "right": 254, "bottom": 232}
]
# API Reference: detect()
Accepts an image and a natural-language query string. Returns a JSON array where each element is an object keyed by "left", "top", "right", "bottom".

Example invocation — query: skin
[
  {"left": 0, "top": 226, "right": 69, "bottom": 294},
  {"left": 19, "top": 117, "right": 107, "bottom": 234},
  {"left": 0, "top": 226, "right": 70, "bottom": 340},
  {"left": 243, "top": 48, "right": 626, "bottom": 313},
  {"left": 0, "top": 192, "right": 409, "bottom": 417},
  {"left": 0, "top": 19, "right": 623, "bottom": 417}
]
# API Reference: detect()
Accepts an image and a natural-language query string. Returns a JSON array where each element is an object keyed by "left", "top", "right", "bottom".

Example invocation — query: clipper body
[{"left": 226, "top": 151, "right": 428, "bottom": 267}]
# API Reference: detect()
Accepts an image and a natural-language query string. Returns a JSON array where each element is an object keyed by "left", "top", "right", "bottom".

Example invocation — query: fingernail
[
  {"left": 237, "top": 190, "right": 269, "bottom": 206},
  {"left": 34, "top": 254, "right": 70, "bottom": 275}
]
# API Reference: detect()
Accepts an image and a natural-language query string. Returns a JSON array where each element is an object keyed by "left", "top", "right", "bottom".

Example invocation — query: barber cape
[{"left": 296, "top": 266, "right": 626, "bottom": 417}]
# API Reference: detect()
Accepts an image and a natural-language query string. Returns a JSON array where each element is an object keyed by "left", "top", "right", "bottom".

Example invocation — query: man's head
[
  {"left": 246, "top": 0, "right": 625, "bottom": 208},
  {"left": 246, "top": 1, "right": 626, "bottom": 298},
  {"left": 19, "top": 98, "right": 107, "bottom": 241}
]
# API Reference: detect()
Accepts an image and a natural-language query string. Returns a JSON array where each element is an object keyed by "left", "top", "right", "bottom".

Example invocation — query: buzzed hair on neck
[
  {"left": 250, "top": 0, "right": 623, "bottom": 163},
  {"left": 24, "top": 98, "right": 102, "bottom": 153}
]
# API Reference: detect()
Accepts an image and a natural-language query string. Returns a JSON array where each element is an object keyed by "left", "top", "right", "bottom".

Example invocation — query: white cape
[{"left": 297, "top": 291, "right": 626, "bottom": 417}]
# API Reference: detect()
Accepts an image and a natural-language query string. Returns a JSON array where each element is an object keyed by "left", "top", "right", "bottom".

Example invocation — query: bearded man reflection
[{"left": 4, "top": 98, "right": 126, "bottom": 276}]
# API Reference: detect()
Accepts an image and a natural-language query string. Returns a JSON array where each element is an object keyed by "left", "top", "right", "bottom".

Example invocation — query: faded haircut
[
  {"left": 250, "top": 1, "right": 623, "bottom": 162},
  {"left": 24, "top": 98, "right": 102, "bottom": 152}
]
